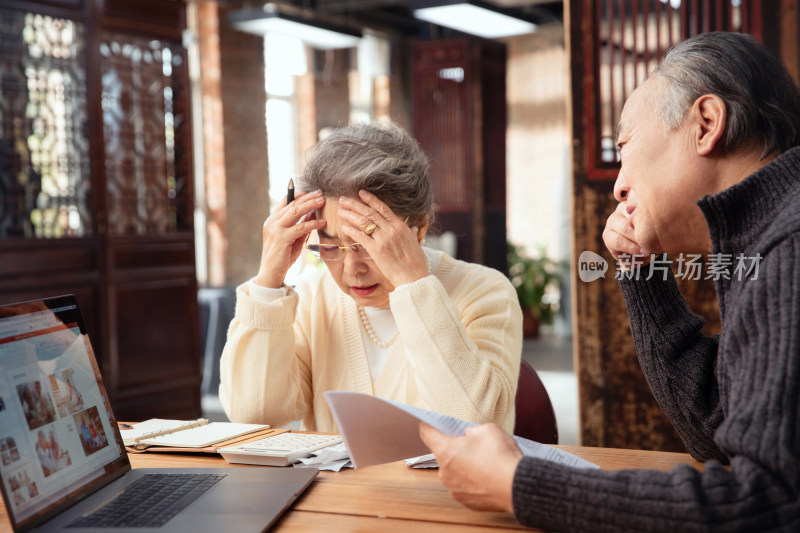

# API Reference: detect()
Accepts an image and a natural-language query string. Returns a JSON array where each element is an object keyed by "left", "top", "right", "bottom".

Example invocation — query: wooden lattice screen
[
  {"left": 0, "top": 11, "right": 91, "bottom": 239},
  {"left": 0, "top": 0, "right": 202, "bottom": 422},
  {"left": 585, "top": 0, "right": 763, "bottom": 179}
]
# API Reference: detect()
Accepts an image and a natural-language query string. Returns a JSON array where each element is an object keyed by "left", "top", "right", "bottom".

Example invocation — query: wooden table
[{"left": 0, "top": 444, "right": 702, "bottom": 532}]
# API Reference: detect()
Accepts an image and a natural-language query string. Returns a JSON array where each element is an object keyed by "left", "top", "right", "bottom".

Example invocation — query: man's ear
[{"left": 692, "top": 94, "right": 726, "bottom": 156}]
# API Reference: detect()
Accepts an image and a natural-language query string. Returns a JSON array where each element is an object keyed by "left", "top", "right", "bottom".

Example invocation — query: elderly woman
[{"left": 220, "top": 121, "right": 522, "bottom": 433}]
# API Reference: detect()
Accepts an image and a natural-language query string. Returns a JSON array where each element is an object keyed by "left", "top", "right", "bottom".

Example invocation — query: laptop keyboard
[{"left": 68, "top": 473, "right": 226, "bottom": 528}]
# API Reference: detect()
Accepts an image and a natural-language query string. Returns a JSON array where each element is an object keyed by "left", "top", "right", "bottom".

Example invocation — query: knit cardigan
[
  {"left": 512, "top": 147, "right": 800, "bottom": 531},
  {"left": 219, "top": 251, "right": 522, "bottom": 433}
]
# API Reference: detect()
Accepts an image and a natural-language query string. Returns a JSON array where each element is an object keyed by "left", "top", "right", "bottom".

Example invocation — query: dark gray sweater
[{"left": 512, "top": 147, "right": 800, "bottom": 531}]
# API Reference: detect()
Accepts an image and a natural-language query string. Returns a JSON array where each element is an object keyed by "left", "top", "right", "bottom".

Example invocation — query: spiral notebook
[{"left": 120, "top": 418, "right": 269, "bottom": 449}]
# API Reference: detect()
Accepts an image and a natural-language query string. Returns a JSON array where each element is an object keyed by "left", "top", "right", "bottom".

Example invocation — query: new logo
[{"left": 578, "top": 251, "right": 608, "bottom": 282}]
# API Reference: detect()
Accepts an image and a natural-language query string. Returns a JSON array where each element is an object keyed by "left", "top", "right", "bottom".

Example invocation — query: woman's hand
[
  {"left": 338, "top": 190, "right": 429, "bottom": 287},
  {"left": 254, "top": 190, "right": 326, "bottom": 288}
]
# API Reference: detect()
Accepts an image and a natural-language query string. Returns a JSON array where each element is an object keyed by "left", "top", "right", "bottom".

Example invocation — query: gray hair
[
  {"left": 297, "top": 121, "right": 433, "bottom": 226},
  {"left": 650, "top": 32, "right": 800, "bottom": 158}
]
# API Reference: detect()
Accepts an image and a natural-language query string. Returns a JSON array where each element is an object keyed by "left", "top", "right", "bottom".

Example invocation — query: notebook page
[
  {"left": 136, "top": 422, "right": 268, "bottom": 448},
  {"left": 120, "top": 419, "right": 202, "bottom": 446}
]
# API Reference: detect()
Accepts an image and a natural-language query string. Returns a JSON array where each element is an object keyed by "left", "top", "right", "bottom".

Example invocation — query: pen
[{"left": 287, "top": 178, "right": 294, "bottom": 204}]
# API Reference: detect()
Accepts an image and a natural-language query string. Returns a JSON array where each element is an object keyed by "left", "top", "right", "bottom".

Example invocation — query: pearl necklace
[
  {"left": 357, "top": 250, "right": 431, "bottom": 349},
  {"left": 358, "top": 306, "right": 399, "bottom": 349}
]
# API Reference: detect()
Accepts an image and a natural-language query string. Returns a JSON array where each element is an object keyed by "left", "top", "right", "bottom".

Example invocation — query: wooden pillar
[
  {"left": 216, "top": 3, "right": 270, "bottom": 285},
  {"left": 196, "top": 1, "right": 227, "bottom": 287},
  {"left": 778, "top": 0, "right": 800, "bottom": 85}
]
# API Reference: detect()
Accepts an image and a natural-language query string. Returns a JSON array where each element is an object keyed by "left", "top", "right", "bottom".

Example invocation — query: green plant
[{"left": 507, "top": 242, "right": 562, "bottom": 324}]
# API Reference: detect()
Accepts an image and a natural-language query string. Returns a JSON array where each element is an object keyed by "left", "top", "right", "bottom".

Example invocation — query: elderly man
[{"left": 420, "top": 32, "right": 800, "bottom": 531}]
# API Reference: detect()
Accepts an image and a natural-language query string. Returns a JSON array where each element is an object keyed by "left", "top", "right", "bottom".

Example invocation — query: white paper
[
  {"left": 405, "top": 453, "right": 439, "bottom": 469},
  {"left": 293, "top": 442, "right": 352, "bottom": 471},
  {"left": 294, "top": 458, "right": 351, "bottom": 472},
  {"left": 310, "top": 442, "right": 350, "bottom": 462},
  {"left": 512, "top": 437, "right": 597, "bottom": 469},
  {"left": 325, "top": 391, "right": 597, "bottom": 470}
]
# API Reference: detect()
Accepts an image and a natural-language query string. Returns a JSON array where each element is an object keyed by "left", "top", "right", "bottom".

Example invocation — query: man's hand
[
  {"left": 419, "top": 422, "right": 523, "bottom": 513},
  {"left": 603, "top": 202, "right": 651, "bottom": 268},
  {"left": 603, "top": 202, "right": 648, "bottom": 259}
]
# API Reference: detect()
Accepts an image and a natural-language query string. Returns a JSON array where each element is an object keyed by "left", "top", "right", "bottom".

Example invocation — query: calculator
[{"left": 218, "top": 432, "right": 344, "bottom": 467}]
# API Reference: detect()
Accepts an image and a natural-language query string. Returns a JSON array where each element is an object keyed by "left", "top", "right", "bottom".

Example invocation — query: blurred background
[{"left": 1, "top": 0, "right": 798, "bottom": 449}]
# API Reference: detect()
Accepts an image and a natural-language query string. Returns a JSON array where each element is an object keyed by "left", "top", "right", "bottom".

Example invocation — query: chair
[
  {"left": 198, "top": 286, "right": 237, "bottom": 396},
  {"left": 514, "top": 359, "right": 559, "bottom": 444}
]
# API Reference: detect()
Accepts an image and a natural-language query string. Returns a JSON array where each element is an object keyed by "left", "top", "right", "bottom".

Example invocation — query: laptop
[{"left": 0, "top": 295, "right": 317, "bottom": 532}]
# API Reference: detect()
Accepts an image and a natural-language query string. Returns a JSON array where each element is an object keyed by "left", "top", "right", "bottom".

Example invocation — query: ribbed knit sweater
[
  {"left": 219, "top": 252, "right": 522, "bottom": 433},
  {"left": 512, "top": 147, "right": 800, "bottom": 531}
]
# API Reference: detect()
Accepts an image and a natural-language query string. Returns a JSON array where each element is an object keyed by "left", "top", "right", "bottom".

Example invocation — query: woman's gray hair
[
  {"left": 297, "top": 121, "right": 433, "bottom": 225},
  {"left": 650, "top": 31, "right": 800, "bottom": 158}
]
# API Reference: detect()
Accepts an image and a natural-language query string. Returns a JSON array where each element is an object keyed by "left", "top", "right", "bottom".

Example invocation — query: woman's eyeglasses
[{"left": 306, "top": 243, "right": 372, "bottom": 261}]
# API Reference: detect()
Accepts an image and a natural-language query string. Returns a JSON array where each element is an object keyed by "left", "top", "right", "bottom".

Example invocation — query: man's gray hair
[
  {"left": 298, "top": 121, "right": 433, "bottom": 225},
  {"left": 651, "top": 31, "right": 800, "bottom": 158}
]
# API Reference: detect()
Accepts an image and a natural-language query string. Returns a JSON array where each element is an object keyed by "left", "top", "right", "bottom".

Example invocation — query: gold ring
[{"left": 364, "top": 223, "right": 377, "bottom": 236}]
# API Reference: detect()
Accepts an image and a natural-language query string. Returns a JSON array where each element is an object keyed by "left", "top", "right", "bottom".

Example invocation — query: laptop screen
[{"left": 0, "top": 296, "right": 129, "bottom": 531}]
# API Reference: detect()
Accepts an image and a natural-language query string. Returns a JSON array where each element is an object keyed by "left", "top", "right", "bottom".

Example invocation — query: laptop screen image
[{"left": 0, "top": 296, "right": 130, "bottom": 531}]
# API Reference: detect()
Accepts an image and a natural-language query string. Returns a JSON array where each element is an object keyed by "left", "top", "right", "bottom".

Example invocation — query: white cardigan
[{"left": 219, "top": 252, "right": 523, "bottom": 433}]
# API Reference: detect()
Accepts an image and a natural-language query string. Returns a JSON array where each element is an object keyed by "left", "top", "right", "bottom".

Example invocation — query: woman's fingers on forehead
[
  {"left": 357, "top": 190, "right": 397, "bottom": 221},
  {"left": 338, "top": 198, "right": 379, "bottom": 227},
  {"left": 338, "top": 196, "right": 367, "bottom": 214},
  {"left": 374, "top": 203, "right": 395, "bottom": 221}
]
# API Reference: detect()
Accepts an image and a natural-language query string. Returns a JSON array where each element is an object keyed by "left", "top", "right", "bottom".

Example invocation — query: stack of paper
[
  {"left": 294, "top": 442, "right": 352, "bottom": 472},
  {"left": 405, "top": 454, "right": 438, "bottom": 469},
  {"left": 325, "top": 391, "right": 597, "bottom": 470}
]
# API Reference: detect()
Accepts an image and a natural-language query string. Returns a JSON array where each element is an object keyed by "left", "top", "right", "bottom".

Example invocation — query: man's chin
[
  {"left": 661, "top": 243, "right": 713, "bottom": 257},
  {"left": 655, "top": 230, "right": 713, "bottom": 257}
]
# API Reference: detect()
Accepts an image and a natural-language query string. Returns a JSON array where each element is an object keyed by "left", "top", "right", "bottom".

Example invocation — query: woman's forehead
[{"left": 316, "top": 199, "right": 352, "bottom": 242}]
